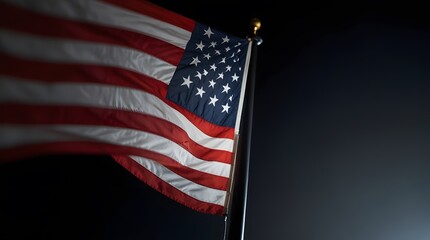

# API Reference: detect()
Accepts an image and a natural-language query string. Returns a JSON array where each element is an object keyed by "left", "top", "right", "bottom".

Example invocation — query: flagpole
[{"left": 225, "top": 18, "right": 262, "bottom": 240}]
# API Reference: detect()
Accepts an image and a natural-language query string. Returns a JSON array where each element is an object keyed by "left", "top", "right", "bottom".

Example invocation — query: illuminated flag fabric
[{"left": 0, "top": 0, "right": 251, "bottom": 215}]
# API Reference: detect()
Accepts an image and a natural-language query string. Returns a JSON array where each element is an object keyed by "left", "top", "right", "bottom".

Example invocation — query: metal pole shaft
[{"left": 226, "top": 19, "right": 261, "bottom": 239}]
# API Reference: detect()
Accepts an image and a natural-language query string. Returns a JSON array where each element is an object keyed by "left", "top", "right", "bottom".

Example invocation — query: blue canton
[{"left": 167, "top": 23, "right": 249, "bottom": 128}]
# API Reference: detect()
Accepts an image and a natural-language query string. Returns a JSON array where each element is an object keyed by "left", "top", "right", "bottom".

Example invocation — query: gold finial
[
  {"left": 250, "top": 18, "right": 261, "bottom": 36},
  {"left": 248, "top": 18, "right": 263, "bottom": 45}
]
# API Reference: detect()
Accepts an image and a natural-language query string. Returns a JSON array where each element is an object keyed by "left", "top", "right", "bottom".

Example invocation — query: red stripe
[
  {"left": 0, "top": 53, "right": 235, "bottom": 140},
  {"left": 1, "top": 104, "right": 233, "bottom": 164},
  {"left": 102, "top": 0, "right": 196, "bottom": 32},
  {"left": 0, "top": 1, "right": 184, "bottom": 66},
  {"left": 0, "top": 142, "right": 126, "bottom": 161},
  {"left": 0, "top": 141, "right": 228, "bottom": 191},
  {"left": 112, "top": 155, "right": 225, "bottom": 215}
]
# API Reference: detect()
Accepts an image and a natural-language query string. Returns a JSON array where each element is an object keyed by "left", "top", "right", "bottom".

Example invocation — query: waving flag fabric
[{"left": 0, "top": 0, "right": 252, "bottom": 215}]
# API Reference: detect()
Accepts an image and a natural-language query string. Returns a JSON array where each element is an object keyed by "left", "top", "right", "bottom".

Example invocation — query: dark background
[{"left": 2, "top": 1, "right": 430, "bottom": 239}]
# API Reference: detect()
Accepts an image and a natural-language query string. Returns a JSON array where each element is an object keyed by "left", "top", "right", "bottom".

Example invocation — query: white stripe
[
  {"left": 0, "top": 29, "right": 175, "bottom": 85},
  {"left": 0, "top": 77, "right": 234, "bottom": 152},
  {"left": 0, "top": 125, "right": 231, "bottom": 178},
  {"left": 129, "top": 155, "right": 226, "bottom": 205},
  {"left": 1, "top": 0, "right": 191, "bottom": 49}
]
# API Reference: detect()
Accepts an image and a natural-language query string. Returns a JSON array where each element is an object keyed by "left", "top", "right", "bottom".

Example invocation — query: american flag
[{"left": 0, "top": 0, "right": 251, "bottom": 215}]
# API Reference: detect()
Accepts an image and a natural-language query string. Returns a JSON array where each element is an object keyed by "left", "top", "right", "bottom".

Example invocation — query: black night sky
[{"left": 2, "top": 1, "right": 430, "bottom": 240}]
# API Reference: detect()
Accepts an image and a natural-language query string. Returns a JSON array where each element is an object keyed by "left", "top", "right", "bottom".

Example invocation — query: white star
[
  {"left": 181, "top": 75, "right": 192, "bottom": 88},
  {"left": 225, "top": 65, "right": 232, "bottom": 72},
  {"left": 221, "top": 102, "right": 231, "bottom": 113},
  {"left": 217, "top": 72, "right": 224, "bottom": 80},
  {"left": 222, "top": 83, "right": 230, "bottom": 93},
  {"left": 231, "top": 73, "right": 239, "bottom": 82},
  {"left": 203, "top": 53, "right": 211, "bottom": 59},
  {"left": 204, "top": 27, "right": 214, "bottom": 38},
  {"left": 225, "top": 46, "right": 231, "bottom": 52},
  {"left": 208, "top": 80, "right": 216, "bottom": 88},
  {"left": 203, "top": 69, "right": 208, "bottom": 76},
  {"left": 222, "top": 36, "right": 230, "bottom": 44},
  {"left": 195, "top": 71, "right": 202, "bottom": 80},
  {"left": 219, "top": 57, "right": 226, "bottom": 64},
  {"left": 195, "top": 86, "right": 206, "bottom": 98},
  {"left": 190, "top": 56, "right": 201, "bottom": 66},
  {"left": 209, "top": 42, "right": 217, "bottom": 48},
  {"left": 229, "top": 95, "right": 233, "bottom": 101},
  {"left": 195, "top": 41, "right": 205, "bottom": 51},
  {"left": 210, "top": 64, "right": 217, "bottom": 71},
  {"left": 215, "top": 50, "right": 221, "bottom": 55},
  {"left": 208, "top": 95, "right": 219, "bottom": 106}
]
